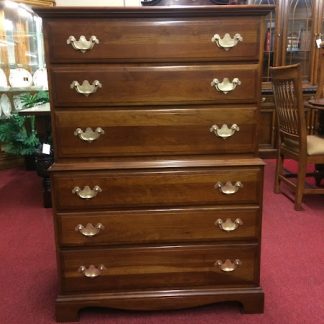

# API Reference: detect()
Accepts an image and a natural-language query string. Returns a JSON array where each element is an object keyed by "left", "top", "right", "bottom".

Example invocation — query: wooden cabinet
[
  {"left": 251, "top": 0, "right": 322, "bottom": 84},
  {"left": 36, "top": 5, "right": 272, "bottom": 322},
  {"left": 250, "top": 0, "right": 323, "bottom": 156}
]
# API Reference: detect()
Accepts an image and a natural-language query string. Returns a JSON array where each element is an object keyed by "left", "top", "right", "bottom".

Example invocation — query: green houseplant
[
  {"left": 0, "top": 113, "right": 40, "bottom": 160},
  {"left": 0, "top": 91, "right": 50, "bottom": 169}
]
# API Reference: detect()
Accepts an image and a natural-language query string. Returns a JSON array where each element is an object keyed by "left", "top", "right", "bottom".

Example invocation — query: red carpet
[{"left": 0, "top": 160, "right": 323, "bottom": 323}]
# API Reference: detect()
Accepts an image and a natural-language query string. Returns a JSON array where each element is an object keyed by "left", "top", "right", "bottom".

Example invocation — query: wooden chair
[{"left": 270, "top": 64, "right": 324, "bottom": 210}]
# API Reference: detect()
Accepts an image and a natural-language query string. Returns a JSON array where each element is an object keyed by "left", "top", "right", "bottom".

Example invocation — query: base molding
[{"left": 56, "top": 287, "right": 264, "bottom": 322}]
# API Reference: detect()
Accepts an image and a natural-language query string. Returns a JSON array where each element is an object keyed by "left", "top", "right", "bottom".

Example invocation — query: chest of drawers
[{"left": 36, "top": 5, "right": 272, "bottom": 322}]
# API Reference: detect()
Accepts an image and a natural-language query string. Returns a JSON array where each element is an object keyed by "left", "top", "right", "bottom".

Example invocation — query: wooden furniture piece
[
  {"left": 315, "top": 47, "right": 324, "bottom": 99},
  {"left": 270, "top": 64, "right": 324, "bottom": 210},
  {"left": 36, "top": 5, "right": 272, "bottom": 322}
]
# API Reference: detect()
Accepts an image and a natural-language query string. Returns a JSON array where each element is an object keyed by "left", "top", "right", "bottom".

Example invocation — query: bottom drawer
[{"left": 60, "top": 244, "right": 259, "bottom": 293}]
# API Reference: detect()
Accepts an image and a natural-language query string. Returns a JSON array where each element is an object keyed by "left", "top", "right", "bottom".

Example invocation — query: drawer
[
  {"left": 54, "top": 107, "right": 258, "bottom": 158},
  {"left": 50, "top": 64, "right": 259, "bottom": 107},
  {"left": 261, "top": 95, "right": 274, "bottom": 106},
  {"left": 44, "top": 17, "right": 261, "bottom": 63},
  {"left": 58, "top": 206, "right": 261, "bottom": 247},
  {"left": 52, "top": 166, "right": 263, "bottom": 211},
  {"left": 60, "top": 244, "right": 260, "bottom": 293}
]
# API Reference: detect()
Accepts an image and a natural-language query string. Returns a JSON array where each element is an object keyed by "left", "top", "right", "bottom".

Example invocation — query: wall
[{"left": 55, "top": 0, "right": 141, "bottom": 6}]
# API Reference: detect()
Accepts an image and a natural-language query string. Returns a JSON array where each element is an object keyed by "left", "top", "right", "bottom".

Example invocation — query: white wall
[{"left": 55, "top": 0, "right": 142, "bottom": 6}]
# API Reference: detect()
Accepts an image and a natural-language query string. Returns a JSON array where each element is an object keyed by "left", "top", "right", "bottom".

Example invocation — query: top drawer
[{"left": 44, "top": 17, "right": 261, "bottom": 63}]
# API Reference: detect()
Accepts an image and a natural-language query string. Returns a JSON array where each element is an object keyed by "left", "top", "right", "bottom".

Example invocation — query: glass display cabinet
[
  {"left": 250, "top": 0, "right": 320, "bottom": 85},
  {"left": 0, "top": 1, "right": 47, "bottom": 114},
  {"left": 248, "top": 0, "right": 279, "bottom": 82},
  {"left": 283, "top": 0, "right": 314, "bottom": 83},
  {"left": 0, "top": 0, "right": 54, "bottom": 169}
]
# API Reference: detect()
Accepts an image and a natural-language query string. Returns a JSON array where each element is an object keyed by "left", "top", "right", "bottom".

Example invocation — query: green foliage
[
  {"left": 0, "top": 114, "right": 40, "bottom": 156},
  {"left": 20, "top": 91, "right": 49, "bottom": 108}
]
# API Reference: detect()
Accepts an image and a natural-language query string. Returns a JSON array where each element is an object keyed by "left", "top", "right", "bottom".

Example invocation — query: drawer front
[
  {"left": 45, "top": 17, "right": 261, "bottom": 63},
  {"left": 52, "top": 166, "right": 263, "bottom": 211},
  {"left": 50, "top": 64, "right": 259, "bottom": 107},
  {"left": 60, "top": 244, "right": 259, "bottom": 293},
  {"left": 58, "top": 207, "right": 260, "bottom": 247},
  {"left": 54, "top": 107, "right": 258, "bottom": 158}
]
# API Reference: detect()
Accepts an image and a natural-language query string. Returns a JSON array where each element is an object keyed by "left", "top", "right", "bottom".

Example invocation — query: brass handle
[
  {"left": 78, "top": 264, "right": 105, "bottom": 278},
  {"left": 215, "top": 218, "right": 243, "bottom": 232},
  {"left": 210, "top": 124, "right": 240, "bottom": 139},
  {"left": 211, "top": 78, "right": 241, "bottom": 94},
  {"left": 70, "top": 80, "right": 102, "bottom": 96},
  {"left": 67, "top": 35, "right": 99, "bottom": 53},
  {"left": 75, "top": 223, "right": 104, "bottom": 237},
  {"left": 215, "top": 259, "right": 241, "bottom": 272},
  {"left": 72, "top": 185, "right": 102, "bottom": 199},
  {"left": 215, "top": 181, "right": 243, "bottom": 195},
  {"left": 211, "top": 33, "right": 243, "bottom": 50},
  {"left": 74, "top": 127, "right": 105, "bottom": 143}
]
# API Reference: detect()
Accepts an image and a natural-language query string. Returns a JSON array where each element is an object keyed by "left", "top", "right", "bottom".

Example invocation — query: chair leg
[
  {"left": 274, "top": 153, "right": 283, "bottom": 194},
  {"left": 295, "top": 162, "right": 306, "bottom": 211}
]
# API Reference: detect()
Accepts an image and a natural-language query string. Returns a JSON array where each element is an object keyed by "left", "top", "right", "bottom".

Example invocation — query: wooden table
[
  {"left": 308, "top": 98, "right": 324, "bottom": 135},
  {"left": 307, "top": 98, "right": 324, "bottom": 185},
  {"left": 19, "top": 104, "right": 51, "bottom": 142},
  {"left": 19, "top": 104, "right": 53, "bottom": 208}
]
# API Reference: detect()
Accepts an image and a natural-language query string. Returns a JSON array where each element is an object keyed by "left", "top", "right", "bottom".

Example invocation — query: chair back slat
[{"left": 270, "top": 64, "right": 307, "bottom": 153}]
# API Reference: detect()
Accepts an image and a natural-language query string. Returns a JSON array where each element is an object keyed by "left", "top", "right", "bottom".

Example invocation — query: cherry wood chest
[{"left": 36, "top": 5, "right": 273, "bottom": 322}]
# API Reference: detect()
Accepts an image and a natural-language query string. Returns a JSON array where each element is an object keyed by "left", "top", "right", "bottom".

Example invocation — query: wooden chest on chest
[{"left": 36, "top": 5, "right": 273, "bottom": 322}]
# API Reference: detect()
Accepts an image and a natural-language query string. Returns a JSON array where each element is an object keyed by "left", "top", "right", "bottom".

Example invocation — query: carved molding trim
[
  {"left": 14, "top": 0, "right": 55, "bottom": 7},
  {"left": 141, "top": 0, "right": 230, "bottom": 6}
]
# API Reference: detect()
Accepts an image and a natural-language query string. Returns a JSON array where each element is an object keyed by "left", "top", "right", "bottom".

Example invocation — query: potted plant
[
  {"left": 0, "top": 113, "right": 41, "bottom": 170},
  {"left": 0, "top": 90, "right": 51, "bottom": 168}
]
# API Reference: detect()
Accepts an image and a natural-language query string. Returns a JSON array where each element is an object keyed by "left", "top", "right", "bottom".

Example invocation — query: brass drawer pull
[
  {"left": 215, "top": 218, "right": 243, "bottom": 232},
  {"left": 211, "top": 77, "right": 241, "bottom": 94},
  {"left": 211, "top": 33, "right": 243, "bottom": 50},
  {"left": 72, "top": 185, "right": 102, "bottom": 199},
  {"left": 215, "top": 181, "right": 243, "bottom": 195},
  {"left": 210, "top": 124, "right": 240, "bottom": 139},
  {"left": 74, "top": 127, "right": 105, "bottom": 143},
  {"left": 67, "top": 35, "right": 99, "bottom": 53},
  {"left": 70, "top": 80, "right": 102, "bottom": 96},
  {"left": 75, "top": 223, "right": 104, "bottom": 237},
  {"left": 78, "top": 264, "right": 105, "bottom": 278},
  {"left": 215, "top": 259, "right": 241, "bottom": 272}
]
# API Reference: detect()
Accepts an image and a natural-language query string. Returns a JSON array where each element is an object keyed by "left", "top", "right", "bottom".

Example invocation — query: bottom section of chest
[{"left": 51, "top": 158, "right": 265, "bottom": 321}]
